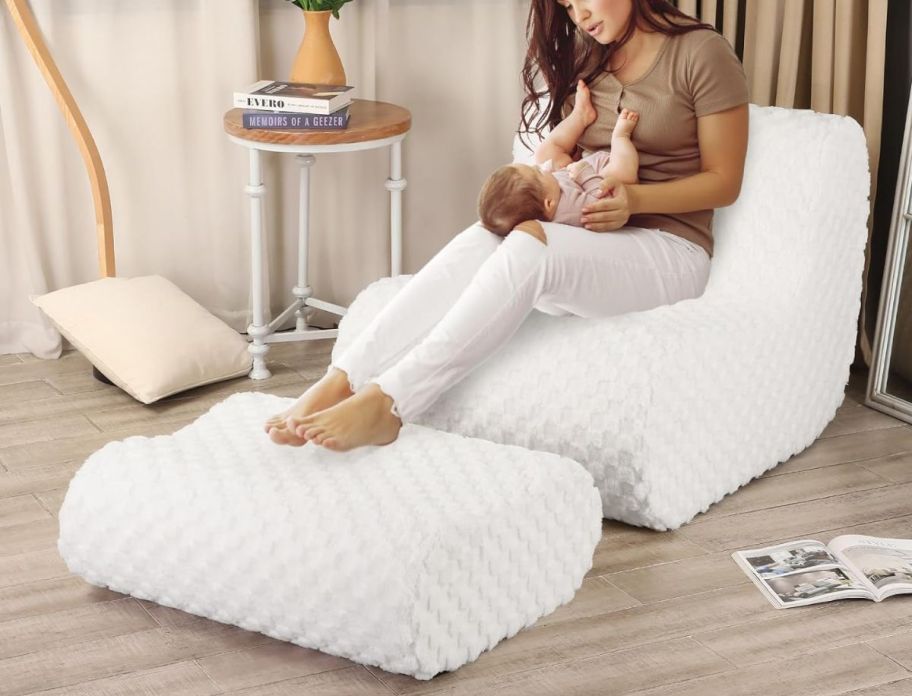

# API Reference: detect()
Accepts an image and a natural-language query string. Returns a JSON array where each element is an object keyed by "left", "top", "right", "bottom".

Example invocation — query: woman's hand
[{"left": 581, "top": 175, "right": 632, "bottom": 232}]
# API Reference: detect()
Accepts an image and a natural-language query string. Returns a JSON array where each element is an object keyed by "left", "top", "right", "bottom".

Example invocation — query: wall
[{"left": 256, "top": 0, "right": 532, "bottom": 328}]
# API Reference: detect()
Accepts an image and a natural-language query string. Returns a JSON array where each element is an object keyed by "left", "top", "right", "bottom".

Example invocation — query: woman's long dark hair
[{"left": 518, "top": 0, "right": 716, "bottom": 151}]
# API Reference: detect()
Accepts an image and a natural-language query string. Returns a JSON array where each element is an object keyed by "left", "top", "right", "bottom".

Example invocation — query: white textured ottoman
[
  {"left": 58, "top": 391, "right": 602, "bottom": 680},
  {"left": 332, "top": 105, "right": 870, "bottom": 531}
]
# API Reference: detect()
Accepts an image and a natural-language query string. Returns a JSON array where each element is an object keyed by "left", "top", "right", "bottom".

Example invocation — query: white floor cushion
[
  {"left": 332, "top": 105, "right": 870, "bottom": 531},
  {"left": 57, "top": 391, "right": 602, "bottom": 680}
]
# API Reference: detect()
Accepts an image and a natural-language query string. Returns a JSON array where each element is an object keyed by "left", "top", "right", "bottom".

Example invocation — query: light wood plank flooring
[{"left": 1, "top": 343, "right": 911, "bottom": 695}]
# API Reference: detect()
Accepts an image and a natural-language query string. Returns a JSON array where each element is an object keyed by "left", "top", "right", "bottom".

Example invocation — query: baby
[{"left": 478, "top": 79, "right": 639, "bottom": 236}]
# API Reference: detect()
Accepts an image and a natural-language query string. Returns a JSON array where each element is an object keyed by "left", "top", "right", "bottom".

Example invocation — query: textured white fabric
[
  {"left": 332, "top": 105, "right": 871, "bottom": 531},
  {"left": 58, "top": 391, "right": 602, "bottom": 680}
]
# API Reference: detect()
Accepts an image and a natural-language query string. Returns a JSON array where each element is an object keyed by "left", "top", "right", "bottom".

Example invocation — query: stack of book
[{"left": 233, "top": 80, "right": 354, "bottom": 130}]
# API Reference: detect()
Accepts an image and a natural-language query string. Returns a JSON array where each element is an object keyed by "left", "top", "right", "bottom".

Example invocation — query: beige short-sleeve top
[{"left": 562, "top": 28, "right": 750, "bottom": 258}]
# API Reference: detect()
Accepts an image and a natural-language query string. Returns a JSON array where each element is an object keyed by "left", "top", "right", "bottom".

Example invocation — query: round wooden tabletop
[{"left": 224, "top": 99, "right": 411, "bottom": 146}]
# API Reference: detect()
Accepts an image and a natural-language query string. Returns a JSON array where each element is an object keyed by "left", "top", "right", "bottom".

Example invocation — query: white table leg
[
  {"left": 386, "top": 140, "right": 407, "bottom": 276},
  {"left": 294, "top": 154, "right": 316, "bottom": 330},
  {"left": 245, "top": 148, "right": 271, "bottom": 379}
]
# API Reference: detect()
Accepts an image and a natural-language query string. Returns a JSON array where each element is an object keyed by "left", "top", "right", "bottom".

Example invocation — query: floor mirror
[{"left": 867, "top": 85, "right": 912, "bottom": 423}]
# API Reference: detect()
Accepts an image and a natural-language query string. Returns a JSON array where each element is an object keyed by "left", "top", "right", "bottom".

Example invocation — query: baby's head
[{"left": 477, "top": 162, "right": 562, "bottom": 237}]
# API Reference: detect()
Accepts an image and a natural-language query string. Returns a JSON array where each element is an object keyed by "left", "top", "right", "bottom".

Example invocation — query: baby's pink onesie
[{"left": 550, "top": 150, "right": 612, "bottom": 226}]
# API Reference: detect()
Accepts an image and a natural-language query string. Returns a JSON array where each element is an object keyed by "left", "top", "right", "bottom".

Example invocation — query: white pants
[{"left": 331, "top": 222, "right": 711, "bottom": 422}]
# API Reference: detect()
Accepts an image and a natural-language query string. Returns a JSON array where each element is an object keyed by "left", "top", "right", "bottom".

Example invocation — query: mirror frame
[{"left": 866, "top": 85, "right": 912, "bottom": 424}]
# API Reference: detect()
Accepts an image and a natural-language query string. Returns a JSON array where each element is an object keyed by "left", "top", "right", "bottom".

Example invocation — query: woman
[{"left": 265, "top": 0, "right": 750, "bottom": 451}]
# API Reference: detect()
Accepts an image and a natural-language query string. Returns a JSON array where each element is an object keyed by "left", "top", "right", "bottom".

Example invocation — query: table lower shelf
[
  {"left": 242, "top": 295, "right": 343, "bottom": 378},
  {"left": 244, "top": 326, "right": 338, "bottom": 343}
]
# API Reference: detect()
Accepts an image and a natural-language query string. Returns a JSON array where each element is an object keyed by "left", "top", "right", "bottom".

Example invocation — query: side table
[{"left": 224, "top": 99, "right": 411, "bottom": 379}]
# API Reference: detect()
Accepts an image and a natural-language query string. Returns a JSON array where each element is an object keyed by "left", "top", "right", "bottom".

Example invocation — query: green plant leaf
[{"left": 284, "top": 0, "right": 355, "bottom": 13}]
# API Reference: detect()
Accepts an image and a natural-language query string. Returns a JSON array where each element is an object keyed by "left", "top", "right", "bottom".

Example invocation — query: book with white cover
[
  {"left": 732, "top": 535, "right": 912, "bottom": 608},
  {"left": 233, "top": 80, "right": 354, "bottom": 115}
]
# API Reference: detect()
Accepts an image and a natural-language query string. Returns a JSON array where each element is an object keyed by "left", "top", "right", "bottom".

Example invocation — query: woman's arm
[
  {"left": 631, "top": 103, "right": 748, "bottom": 213},
  {"left": 581, "top": 103, "right": 749, "bottom": 231},
  {"left": 534, "top": 143, "right": 575, "bottom": 169},
  {"left": 626, "top": 174, "right": 727, "bottom": 216}
]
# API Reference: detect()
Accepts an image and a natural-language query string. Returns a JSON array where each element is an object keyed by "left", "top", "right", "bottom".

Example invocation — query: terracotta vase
[{"left": 290, "top": 10, "right": 347, "bottom": 86}]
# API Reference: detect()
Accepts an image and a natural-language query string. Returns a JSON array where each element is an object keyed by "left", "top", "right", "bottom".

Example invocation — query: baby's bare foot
[
  {"left": 571, "top": 79, "right": 598, "bottom": 128},
  {"left": 293, "top": 382, "right": 402, "bottom": 452},
  {"left": 612, "top": 109, "right": 639, "bottom": 138},
  {"left": 264, "top": 367, "right": 354, "bottom": 446}
]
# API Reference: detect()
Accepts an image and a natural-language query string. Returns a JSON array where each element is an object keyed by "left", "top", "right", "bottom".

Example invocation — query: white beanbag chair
[
  {"left": 333, "top": 105, "right": 870, "bottom": 531},
  {"left": 57, "top": 391, "right": 602, "bottom": 680}
]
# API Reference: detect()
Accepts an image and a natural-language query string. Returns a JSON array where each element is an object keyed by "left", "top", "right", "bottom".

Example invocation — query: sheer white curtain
[{"left": 0, "top": 0, "right": 532, "bottom": 359}]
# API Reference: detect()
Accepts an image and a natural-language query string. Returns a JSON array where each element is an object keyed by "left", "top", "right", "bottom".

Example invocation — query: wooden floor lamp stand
[{"left": 7, "top": 0, "right": 120, "bottom": 388}]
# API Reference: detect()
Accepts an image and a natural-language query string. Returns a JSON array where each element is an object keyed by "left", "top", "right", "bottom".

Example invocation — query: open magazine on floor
[{"left": 732, "top": 535, "right": 912, "bottom": 609}]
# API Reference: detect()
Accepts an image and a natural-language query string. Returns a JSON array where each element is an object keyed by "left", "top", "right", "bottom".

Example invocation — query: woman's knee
[
  {"left": 424, "top": 221, "right": 502, "bottom": 271},
  {"left": 512, "top": 220, "right": 548, "bottom": 245},
  {"left": 454, "top": 221, "right": 503, "bottom": 250}
]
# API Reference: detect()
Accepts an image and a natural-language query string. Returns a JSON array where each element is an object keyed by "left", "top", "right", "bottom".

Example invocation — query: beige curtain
[{"left": 676, "top": 0, "right": 888, "bottom": 368}]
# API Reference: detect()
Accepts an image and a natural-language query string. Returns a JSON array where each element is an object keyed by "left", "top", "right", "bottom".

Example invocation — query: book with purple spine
[{"left": 242, "top": 107, "right": 350, "bottom": 130}]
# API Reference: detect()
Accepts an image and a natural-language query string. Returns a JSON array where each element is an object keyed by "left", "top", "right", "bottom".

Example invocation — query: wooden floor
[{"left": 1, "top": 341, "right": 911, "bottom": 696}]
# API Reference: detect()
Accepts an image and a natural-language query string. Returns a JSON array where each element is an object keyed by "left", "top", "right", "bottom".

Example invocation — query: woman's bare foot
[
  {"left": 612, "top": 108, "right": 639, "bottom": 139},
  {"left": 292, "top": 382, "right": 402, "bottom": 452},
  {"left": 570, "top": 79, "right": 598, "bottom": 129},
  {"left": 264, "top": 367, "right": 354, "bottom": 446}
]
